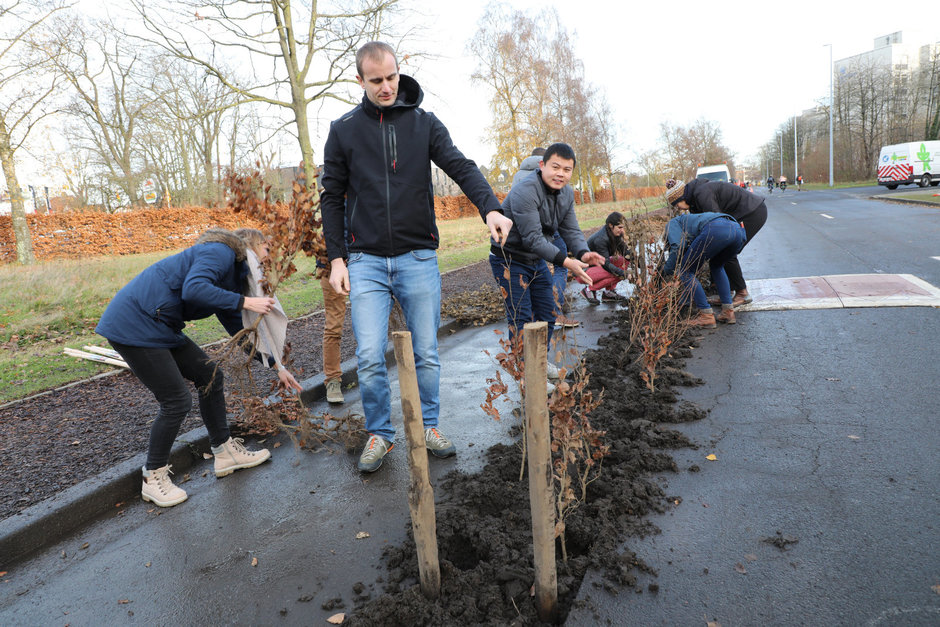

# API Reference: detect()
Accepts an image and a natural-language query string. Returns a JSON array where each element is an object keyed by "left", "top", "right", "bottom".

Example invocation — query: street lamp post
[
  {"left": 794, "top": 115, "right": 798, "bottom": 182},
  {"left": 825, "top": 43, "right": 834, "bottom": 187}
]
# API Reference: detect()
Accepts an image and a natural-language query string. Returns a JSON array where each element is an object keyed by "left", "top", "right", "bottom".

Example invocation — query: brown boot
[
  {"left": 732, "top": 291, "right": 752, "bottom": 308},
  {"left": 689, "top": 311, "right": 717, "bottom": 329},
  {"left": 716, "top": 308, "right": 736, "bottom": 324}
]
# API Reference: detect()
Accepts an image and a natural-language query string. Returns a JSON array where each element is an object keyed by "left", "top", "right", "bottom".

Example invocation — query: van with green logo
[{"left": 877, "top": 141, "right": 940, "bottom": 189}]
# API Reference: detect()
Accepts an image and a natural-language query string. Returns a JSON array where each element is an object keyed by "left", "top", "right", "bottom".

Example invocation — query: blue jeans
[
  {"left": 677, "top": 219, "right": 746, "bottom": 310},
  {"left": 489, "top": 254, "right": 557, "bottom": 347},
  {"left": 551, "top": 233, "right": 568, "bottom": 314},
  {"left": 347, "top": 250, "right": 441, "bottom": 441}
]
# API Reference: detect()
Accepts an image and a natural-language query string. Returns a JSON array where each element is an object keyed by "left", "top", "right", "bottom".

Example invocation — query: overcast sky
[
  {"left": 12, "top": 1, "right": 940, "bottom": 184},
  {"left": 347, "top": 0, "right": 939, "bottom": 171}
]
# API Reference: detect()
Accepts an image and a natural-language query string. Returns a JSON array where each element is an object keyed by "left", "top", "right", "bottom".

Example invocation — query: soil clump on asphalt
[{"left": 347, "top": 307, "right": 707, "bottom": 625}]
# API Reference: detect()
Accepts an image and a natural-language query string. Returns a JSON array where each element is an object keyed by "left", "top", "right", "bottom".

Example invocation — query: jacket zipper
[{"left": 380, "top": 112, "right": 393, "bottom": 254}]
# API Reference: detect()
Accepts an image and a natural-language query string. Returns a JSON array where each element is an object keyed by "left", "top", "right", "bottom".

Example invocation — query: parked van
[
  {"left": 877, "top": 141, "right": 940, "bottom": 189},
  {"left": 696, "top": 164, "right": 732, "bottom": 183}
]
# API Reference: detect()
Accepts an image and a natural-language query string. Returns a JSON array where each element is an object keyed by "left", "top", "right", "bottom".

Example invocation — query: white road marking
[
  {"left": 932, "top": 256, "right": 940, "bottom": 262},
  {"left": 820, "top": 213, "right": 834, "bottom": 219}
]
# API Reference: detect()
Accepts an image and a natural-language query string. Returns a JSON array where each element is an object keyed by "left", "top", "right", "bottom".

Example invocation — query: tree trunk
[{"left": 0, "top": 119, "right": 35, "bottom": 264}]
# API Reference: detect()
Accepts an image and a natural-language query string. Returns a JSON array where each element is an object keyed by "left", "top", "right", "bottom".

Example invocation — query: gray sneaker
[
  {"left": 424, "top": 427, "right": 456, "bottom": 458},
  {"left": 358, "top": 435, "right": 394, "bottom": 472},
  {"left": 325, "top": 378, "right": 344, "bottom": 404}
]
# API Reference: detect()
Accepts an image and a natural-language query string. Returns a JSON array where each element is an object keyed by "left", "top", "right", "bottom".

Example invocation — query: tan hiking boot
[
  {"left": 212, "top": 437, "right": 271, "bottom": 478},
  {"left": 689, "top": 311, "right": 717, "bottom": 329},
  {"left": 717, "top": 308, "right": 737, "bottom": 324},
  {"left": 141, "top": 465, "right": 188, "bottom": 507}
]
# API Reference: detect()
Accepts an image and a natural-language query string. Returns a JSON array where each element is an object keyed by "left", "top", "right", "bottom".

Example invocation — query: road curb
[{"left": 0, "top": 316, "right": 462, "bottom": 567}]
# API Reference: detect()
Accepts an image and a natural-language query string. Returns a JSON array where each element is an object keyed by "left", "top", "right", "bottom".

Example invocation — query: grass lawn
[
  {"left": 885, "top": 188, "right": 940, "bottom": 204},
  {"left": 0, "top": 197, "right": 662, "bottom": 404}
]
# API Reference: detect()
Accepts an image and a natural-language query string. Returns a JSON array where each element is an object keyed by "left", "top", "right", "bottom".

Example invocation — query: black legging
[
  {"left": 722, "top": 202, "right": 768, "bottom": 293},
  {"left": 110, "top": 337, "right": 230, "bottom": 469}
]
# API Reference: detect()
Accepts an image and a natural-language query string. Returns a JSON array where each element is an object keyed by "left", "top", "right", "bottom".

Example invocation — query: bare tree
[
  {"left": 658, "top": 118, "right": 734, "bottom": 181},
  {"left": 0, "top": 0, "right": 70, "bottom": 264},
  {"left": 41, "top": 17, "right": 162, "bottom": 207},
  {"left": 129, "top": 0, "right": 400, "bottom": 189}
]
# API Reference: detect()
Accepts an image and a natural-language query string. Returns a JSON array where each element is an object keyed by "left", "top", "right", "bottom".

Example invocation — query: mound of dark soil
[{"left": 347, "top": 309, "right": 707, "bottom": 625}]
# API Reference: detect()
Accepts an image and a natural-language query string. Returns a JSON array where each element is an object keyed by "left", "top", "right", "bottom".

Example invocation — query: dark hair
[
  {"left": 605, "top": 211, "right": 625, "bottom": 227},
  {"left": 530, "top": 147, "right": 546, "bottom": 156},
  {"left": 356, "top": 41, "right": 397, "bottom": 77},
  {"left": 542, "top": 142, "right": 576, "bottom": 167}
]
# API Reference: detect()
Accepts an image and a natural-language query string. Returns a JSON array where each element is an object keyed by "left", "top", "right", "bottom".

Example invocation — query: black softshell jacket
[
  {"left": 683, "top": 178, "right": 765, "bottom": 221},
  {"left": 320, "top": 74, "right": 501, "bottom": 260}
]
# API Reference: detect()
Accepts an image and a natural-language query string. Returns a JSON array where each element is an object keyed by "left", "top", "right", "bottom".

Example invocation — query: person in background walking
[
  {"left": 320, "top": 41, "right": 513, "bottom": 473},
  {"left": 512, "top": 147, "right": 579, "bottom": 329},
  {"left": 577, "top": 211, "right": 632, "bottom": 305},
  {"left": 797, "top": 174, "right": 803, "bottom": 191},
  {"left": 96, "top": 228, "right": 302, "bottom": 507},
  {"left": 665, "top": 178, "right": 767, "bottom": 308}
]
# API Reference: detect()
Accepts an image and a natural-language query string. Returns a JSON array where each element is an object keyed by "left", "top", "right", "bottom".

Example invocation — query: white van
[
  {"left": 696, "top": 164, "right": 732, "bottom": 183},
  {"left": 877, "top": 141, "right": 940, "bottom": 189}
]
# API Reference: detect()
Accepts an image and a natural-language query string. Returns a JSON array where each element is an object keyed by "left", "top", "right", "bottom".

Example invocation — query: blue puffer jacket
[{"left": 96, "top": 229, "right": 248, "bottom": 348}]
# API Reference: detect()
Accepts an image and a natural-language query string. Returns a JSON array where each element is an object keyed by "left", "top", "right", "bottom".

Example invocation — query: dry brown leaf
[
  {"left": 707, "top": 621, "right": 722, "bottom": 627},
  {"left": 932, "top": 583, "right": 940, "bottom": 595},
  {"left": 117, "top": 599, "right": 130, "bottom": 604},
  {"left": 327, "top": 613, "right": 345, "bottom": 624},
  {"left": 355, "top": 531, "right": 370, "bottom": 540},
  {"left": 0, "top": 571, "right": 7, "bottom": 578},
  {"left": 705, "top": 454, "right": 717, "bottom": 461},
  {"left": 744, "top": 554, "right": 758, "bottom": 562},
  {"left": 848, "top": 435, "right": 860, "bottom": 440},
  {"left": 733, "top": 563, "right": 747, "bottom": 574},
  {"left": 251, "top": 557, "right": 258, "bottom": 567},
  {"left": 80, "top": 542, "right": 89, "bottom": 550},
  {"left": 144, "top": 562, "right": 151, "bottom": 568},
  {"left": 273, "top": 442, "right": 282, "bottom": 448}
]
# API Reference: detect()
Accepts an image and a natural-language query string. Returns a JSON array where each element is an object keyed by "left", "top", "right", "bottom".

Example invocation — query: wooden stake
[
  {"left": 392, "top": 331, "right": 441, "bottom": 600},
  {"left": 64, "top": 347, "right": 128, "bottom": 368},
  {"left": 523, "top": 321, "right": 557, "bottom": 622}
]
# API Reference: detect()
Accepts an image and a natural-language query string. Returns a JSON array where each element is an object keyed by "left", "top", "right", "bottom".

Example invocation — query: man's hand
[
  {"left": 486, "top": 211, "right": 513, "bottom": 247},
  {"left": 329, "top": 258, "right": 350, "bottom": 296},
  {"left": 562, "top": 256, "right": 592, "bottom": 285},
  {"left": 581, "top": 251, "right": 605, "bottom": 266},
  {"left": 277, "top": 367, "right": 303, "bottom": 393}
]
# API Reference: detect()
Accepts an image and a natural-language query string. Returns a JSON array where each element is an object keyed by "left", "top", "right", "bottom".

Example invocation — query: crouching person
[
  {"left": 577, "top": 211, "right": 632, "bottom": 305},
  {"left": 95, "top": 228, "right": 302, "bottom": 507},
  {"left": 660, "top": 213, "right": 747, "bottom": 328}
]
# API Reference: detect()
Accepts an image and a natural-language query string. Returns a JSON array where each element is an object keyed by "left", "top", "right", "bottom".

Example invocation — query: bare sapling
[{"left": 547, "top": 361, "right": 606, "bottom": 563}]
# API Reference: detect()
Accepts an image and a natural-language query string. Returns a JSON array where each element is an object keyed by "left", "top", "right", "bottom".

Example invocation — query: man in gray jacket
[
  {"left": 512, "top": 147, "right": 579, "bottom": 329},
  {"left": 490, "top": 142, "right": 603, "bottom": 358}
]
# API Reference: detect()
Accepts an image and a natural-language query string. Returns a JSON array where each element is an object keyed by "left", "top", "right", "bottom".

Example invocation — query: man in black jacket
[{"left": 321, "top": 41, "right": 513, "bottom": 473}]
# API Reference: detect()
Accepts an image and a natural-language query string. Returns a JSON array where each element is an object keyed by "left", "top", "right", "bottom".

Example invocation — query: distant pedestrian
[
  {"left": 797, "top": 174, "right": 803, "bottom": 191},
  {"left": 96, "top": 228, "right": 302, "bottom": 508},
  {"left": 665, "top": 178, "right": 767, "bottom": 308}
]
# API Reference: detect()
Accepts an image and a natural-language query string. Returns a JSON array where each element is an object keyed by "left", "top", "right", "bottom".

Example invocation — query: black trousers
[
  {"left": 110, "top": 337, "right": 230, "bottom": 469},
  {"left": 722, "top": 202, "right": 768, "bottom": 292}
]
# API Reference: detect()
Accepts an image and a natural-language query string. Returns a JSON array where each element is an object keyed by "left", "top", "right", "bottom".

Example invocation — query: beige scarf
[{"left": 241, "top": 249, "right": 289, "bottom": 368}]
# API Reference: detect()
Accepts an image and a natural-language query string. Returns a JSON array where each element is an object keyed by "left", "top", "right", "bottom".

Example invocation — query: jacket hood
[
  {"left": 195, "top": 228, "right": 248, "bottom": 262},
  {"left": 359, "top": 73, "right": 424, "bottom": 118},
  {"left": 519, "top": 155, "right": 541, "bottom": 172},
  {"left": 683, "top": 178, "right": 701, "bottom": 205}
]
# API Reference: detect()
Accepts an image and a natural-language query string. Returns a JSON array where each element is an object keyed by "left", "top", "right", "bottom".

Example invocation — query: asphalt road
[{"left": 568, "top": 186, "right": 940, "bottom": 625}]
